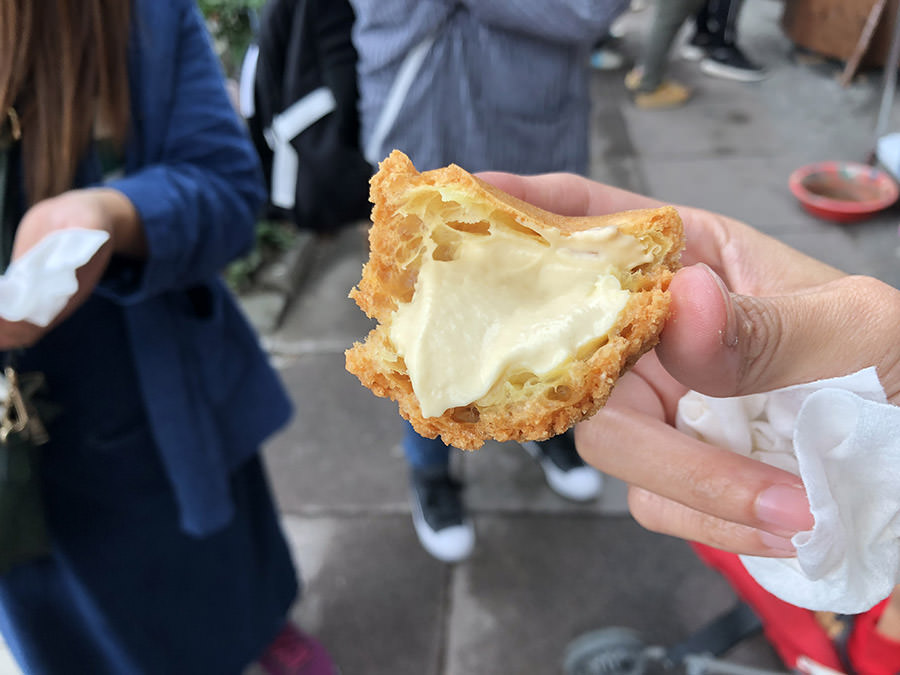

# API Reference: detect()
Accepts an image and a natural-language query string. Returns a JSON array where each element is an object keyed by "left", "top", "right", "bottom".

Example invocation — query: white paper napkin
[
  {"left": 0, "top": 229, "right": 109, "bottom": 327},
  {"left": 676, "top": 367, "right": 900, "bottom": 614}
]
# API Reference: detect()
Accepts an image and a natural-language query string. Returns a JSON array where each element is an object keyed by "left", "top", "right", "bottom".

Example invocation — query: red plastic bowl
[{"left": 788, "top": 161, "right": 899, "bottom": 223}]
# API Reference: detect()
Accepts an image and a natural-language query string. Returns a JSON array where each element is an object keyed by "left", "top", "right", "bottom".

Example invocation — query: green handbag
[{"left": 0, "top": 109, "right": 53, "bottom": 573}]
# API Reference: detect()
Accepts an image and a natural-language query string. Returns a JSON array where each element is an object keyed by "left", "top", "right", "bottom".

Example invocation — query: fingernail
[
  {"left": 758, "top": 531, "right": 797, "bottom": 554},
  {"left": 755, "top": 484, "right": 815, "bottom": 533},
  {"left": 698, "top": 263, "right": 737, "bottom": 348}
]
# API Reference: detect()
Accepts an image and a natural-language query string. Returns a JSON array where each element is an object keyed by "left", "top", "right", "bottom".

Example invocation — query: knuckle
[
  {"left": 732, "top": 294, "right": 782, "bottom": 394},
  {"left": 685, "top": 470, "right": 732, "bottom": 510},
  {"left": 573, "top": 411, "right": 620, "bottom": 471},
  {"left": 628, "top": 486, "right": 700, "bottom": 536},
  {"left": 629, "top": 486, "right": 771, "bottom": 555},
  {"left": 843, "top": 276, "right": 900, "bottom": 392},
  {"left": 697, "top": 519, "right": 768, "bottom": 555},
  {"left": 844, "top": 275, "right": 900, "bottom": 315},
  {"left": 627, "top": 487, "right": 669, "bottom": 534}
]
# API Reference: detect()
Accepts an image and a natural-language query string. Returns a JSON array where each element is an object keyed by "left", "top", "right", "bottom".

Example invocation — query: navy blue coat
[{"left": 101, "top": 0, "right": 293, "bottom": 535}]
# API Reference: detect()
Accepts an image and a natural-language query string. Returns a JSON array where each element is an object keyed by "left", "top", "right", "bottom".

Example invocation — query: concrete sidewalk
[{"left": 259, "top": 2, "right": 900, "bottom": 673}]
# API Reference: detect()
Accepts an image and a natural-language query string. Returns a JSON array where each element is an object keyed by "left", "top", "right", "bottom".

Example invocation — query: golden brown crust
[{"left": 346, "top": 150, "right": 684, "bottom": 450}]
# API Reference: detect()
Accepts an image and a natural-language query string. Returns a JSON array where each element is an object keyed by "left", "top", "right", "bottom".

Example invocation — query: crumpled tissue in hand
[
  {"left": 676, "top": 367, "right": 900, "bottom": 614},
  {"left": 0, "top": 229, "right": 109, "bottom": 327}
]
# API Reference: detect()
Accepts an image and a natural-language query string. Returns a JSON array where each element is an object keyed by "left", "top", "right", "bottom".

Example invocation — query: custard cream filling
[{"left": 390, "top": 188, "right": 654, "bottom": 418}]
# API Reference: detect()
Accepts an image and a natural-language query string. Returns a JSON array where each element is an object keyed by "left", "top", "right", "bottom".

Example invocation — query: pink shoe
[{"left": 258, "top": 623, "right": 336, "bottom": 675}]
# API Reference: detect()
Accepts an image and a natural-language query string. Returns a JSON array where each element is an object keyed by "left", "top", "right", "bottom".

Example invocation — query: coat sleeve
[
  {"left": 103, "top": 0, "right": 267, "bottom": 303},
  {"left": 445, "top": 0, "right": 629, "bottom": 45}
]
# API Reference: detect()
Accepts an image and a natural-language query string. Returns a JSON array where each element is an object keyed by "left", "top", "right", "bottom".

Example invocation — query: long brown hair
[{"left": 0, "top": 0, "right": 131, "bottom": 204}]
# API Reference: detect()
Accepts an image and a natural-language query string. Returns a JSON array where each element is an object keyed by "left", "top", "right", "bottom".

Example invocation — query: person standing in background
[
  {"left": 679, "top": 0, "right": 766, "bottom": 82},
  {"left": 625, "top": 0, "right": 765, "bottom": 109},
  {"left": 349, "top": 0, "right": 629, "bottom": 563}
]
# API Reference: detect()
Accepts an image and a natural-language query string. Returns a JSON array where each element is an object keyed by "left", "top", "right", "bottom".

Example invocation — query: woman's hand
[
  {"left": 0, "top": 188, "right": 144, "bottom": 349},
  {"left": 480, "top": 171, "right": 900, "bottom": 557}
]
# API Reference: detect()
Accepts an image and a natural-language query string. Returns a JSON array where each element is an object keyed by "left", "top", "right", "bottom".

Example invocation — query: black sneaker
[
  {"left": 700, "top": 44, "right": 766, "bottom": 82},
  {"left": 521, "top": 433, "right": 602, "bottom": 502},
  {"left": 409, "top": 468, "right": 475, "bottom": 562}
]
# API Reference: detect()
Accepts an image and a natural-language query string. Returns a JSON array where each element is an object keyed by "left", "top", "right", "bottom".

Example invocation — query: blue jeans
[{"left": 402, "top": 420, "right": 452, "bottom": 471}]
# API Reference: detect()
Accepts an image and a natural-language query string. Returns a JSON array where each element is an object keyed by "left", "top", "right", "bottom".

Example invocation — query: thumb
[{"left": 656, "top": 264, "right": 900, "bottom": 398}]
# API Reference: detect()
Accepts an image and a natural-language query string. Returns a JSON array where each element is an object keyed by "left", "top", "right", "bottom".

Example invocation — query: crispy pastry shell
[{"left": 346, "top": 150, "right": 684, "bottom": 450}]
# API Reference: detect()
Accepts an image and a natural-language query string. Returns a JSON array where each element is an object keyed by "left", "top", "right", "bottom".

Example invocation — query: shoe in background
[
  {"left": 409, "top": 467, "right": 475, "bottom": 563},
  {"left": 700, "top": 44, "right": 766, "bottom": 82},
  {"left": 591, "top": 47, "right": 626, "bottom": 71},
  {"left": 521, "top": 432, "right": 603, "bottom": 502}
]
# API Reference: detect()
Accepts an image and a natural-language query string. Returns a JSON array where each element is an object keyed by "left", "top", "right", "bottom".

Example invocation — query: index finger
[
  {"left": 575, "top": 405, "right": 815, "bottom": 536},
  {"left": 478, "top": 172, "right": 846, "bottom": 296},
  {"left": 477, "top": 172, "right": 733, "bottom": 287},
  {"left": 477, "top": 171, "right": 663, "bottom": 217}
]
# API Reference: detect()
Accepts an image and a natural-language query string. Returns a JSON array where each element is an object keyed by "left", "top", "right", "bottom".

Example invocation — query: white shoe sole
[
  {"left": 410, "top": 493, "right": 475, "bottom": 563},
  {"left": 542, "top": 463, "right": 603, "bottom": 502},
  {"left": 699, "top": 59, "right": 767, "bottom": 83},
  {"left": 680, "top": 44, "right": 705, "bottom": 62},
  {"left": 521, "top": 441, "right": 603, "bottom": 502}
]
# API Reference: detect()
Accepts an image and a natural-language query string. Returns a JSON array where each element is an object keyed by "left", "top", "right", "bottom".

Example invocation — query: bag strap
[
  {"left": 364, "top": 32, "right": 436, "bottom": 166},
  {"left": 266, "top": 86, "right": 338, "bottom": 209}
]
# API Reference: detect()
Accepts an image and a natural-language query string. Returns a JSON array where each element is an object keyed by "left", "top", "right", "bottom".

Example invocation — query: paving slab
[
  {"left": 270, "top": 224, "right": 373, "bottom": 348},
  {"left": 282, "top": 514, "right": 449, "bottom": 675},
  {"left": 265, "top": 352, "right": 631, "bottom": 519},
  {"left": 623, "top": 89, "right": 786, "bottom": 161},
  {"left": 264, "top": 353, "right": 408, "bottom": 515},
  {"left": 278, "top": 513, "right": 784, "bottom": 675},
  {"left": 446, "top": 516, "right": 783, "bottom": 674},
  {"left": 461, "top": 441, "right": 630, "bottom": 516},
  {"left": 639, "top": 154, "right": 814, "bottom": 228}
]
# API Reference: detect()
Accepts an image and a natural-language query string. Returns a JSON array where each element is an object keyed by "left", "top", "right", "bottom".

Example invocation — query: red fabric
[
  {"left": 846, "top": 598, "right": 900, "bottom": 675},
  {"left": 691, "top": 543, "right": 845, "bottom": 671},
  {"left": 692, "top": 543, "right": 900, "bottom": 674}
]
